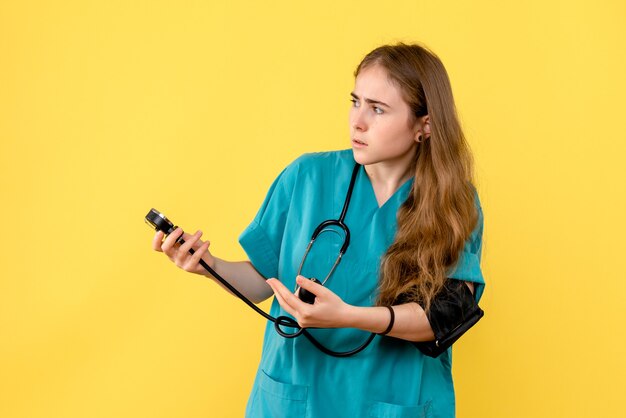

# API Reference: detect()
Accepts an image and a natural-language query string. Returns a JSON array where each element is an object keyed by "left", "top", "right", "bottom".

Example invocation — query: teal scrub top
[{"left": 238, "top": 150, "right": 485, "bottom": 418}]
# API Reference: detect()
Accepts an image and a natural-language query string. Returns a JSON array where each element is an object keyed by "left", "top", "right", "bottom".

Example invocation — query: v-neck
[{"left": 359, "top": 164, "right": 414, "bottom": 210}]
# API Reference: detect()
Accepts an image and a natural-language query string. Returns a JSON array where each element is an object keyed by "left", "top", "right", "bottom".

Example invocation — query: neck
[{"left": 364, "top": 153, "right": 416, "bottom": 194}]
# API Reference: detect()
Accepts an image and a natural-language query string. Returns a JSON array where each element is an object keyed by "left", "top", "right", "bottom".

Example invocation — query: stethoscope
[
  {"left": 145, "top": 163, "right": 377, "bottom": 357},
  {"left": 291, "top": 162, "right": 356, "bottom": 305}
]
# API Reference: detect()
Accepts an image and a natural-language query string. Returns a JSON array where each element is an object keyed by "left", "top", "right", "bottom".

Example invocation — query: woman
[{"left": 152, "top": 42, "right": 485, "bottom": 417}]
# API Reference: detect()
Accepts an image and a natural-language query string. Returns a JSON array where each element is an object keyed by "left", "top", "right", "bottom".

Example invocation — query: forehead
[{"left": 353, "top": 64, "right": 404, "bottom": 105}]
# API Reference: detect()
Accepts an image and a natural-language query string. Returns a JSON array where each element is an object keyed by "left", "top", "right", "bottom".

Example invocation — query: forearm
[
  {"left": 345, "top": 281, "right": 475, "bottom": 341},
  {"left": 205, "top": 258, "right": 273, "bottom": 304},
  {"left": 345, "top": 302, "right": 435, "bottom": 342}
]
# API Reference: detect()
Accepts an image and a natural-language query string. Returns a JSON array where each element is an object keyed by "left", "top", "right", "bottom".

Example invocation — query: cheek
[{"left": 378, "top": 120, "right": 413, "bottom": 143}]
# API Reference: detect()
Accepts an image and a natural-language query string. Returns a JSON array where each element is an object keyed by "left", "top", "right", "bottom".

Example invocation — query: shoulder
[
  {"left": 288, "top": 149, "right": 354, "bottom": 169},
  {"left": 281, "top": 149, "right": 355, "bottom": 179}
]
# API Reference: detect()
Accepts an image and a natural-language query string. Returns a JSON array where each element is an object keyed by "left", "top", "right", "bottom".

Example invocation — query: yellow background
[{"left": 1, "top": 1, "right": 624, "bottom": 417}]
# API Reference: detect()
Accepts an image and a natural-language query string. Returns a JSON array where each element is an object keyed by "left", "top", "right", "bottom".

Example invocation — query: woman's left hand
[{"left": 266, "top": 276, "right": 352, "bottom": 329}]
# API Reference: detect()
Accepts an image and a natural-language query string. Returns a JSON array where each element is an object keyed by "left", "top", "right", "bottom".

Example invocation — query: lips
[{"left": 352, "top": 138, "right": 367, "bottom": 146}]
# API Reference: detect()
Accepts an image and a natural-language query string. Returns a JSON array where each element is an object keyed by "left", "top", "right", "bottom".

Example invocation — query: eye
[
  {"left": 350, "top": 98, "right": 359, "bottom": 107},
  {"left": 373, "top": 106, "right": 384, "bottom": 115}
]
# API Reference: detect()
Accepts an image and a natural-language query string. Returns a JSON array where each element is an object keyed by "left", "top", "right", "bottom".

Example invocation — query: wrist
[
  {"left": 345, "top": 305, "right": 391, "bottom": 334},
  {"left": 342, "top": 304, "right": 360, "bottom": 328},
  {"left": 377, "top": 306, "right": 395, "bottom": 335},
  {"left": 203, "top": 256, "right": 219, "bottom": 278}
]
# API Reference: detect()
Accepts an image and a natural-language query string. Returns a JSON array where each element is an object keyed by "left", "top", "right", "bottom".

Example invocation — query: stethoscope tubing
[
  {"left": 175, "top": 163, "right": 377, "bottom": 357},
  {"left": 179, "top": 237, "right": 376, "bottom": 357}
]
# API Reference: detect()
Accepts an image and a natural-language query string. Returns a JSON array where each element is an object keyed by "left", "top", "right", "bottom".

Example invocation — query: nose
[{"left": 350, "top": 105, "right": 367, "bottom": 132}]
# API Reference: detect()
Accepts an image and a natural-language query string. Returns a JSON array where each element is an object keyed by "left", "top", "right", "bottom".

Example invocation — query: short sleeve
[
  {"left": 447, "top": 191, "right": 486, "bottom": 303},
  {"left": 238, "top": 158, "right": 300, "bottom": 279}
]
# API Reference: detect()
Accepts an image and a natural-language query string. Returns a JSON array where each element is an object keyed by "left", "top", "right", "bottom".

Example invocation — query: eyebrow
[{"left": 350, "top": 92, "right": 391, "bottom": 108}]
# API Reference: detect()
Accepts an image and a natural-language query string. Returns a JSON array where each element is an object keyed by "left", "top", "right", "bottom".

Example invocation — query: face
[{"left": 349, "top": 64, "right": 425, "bottom": 167}]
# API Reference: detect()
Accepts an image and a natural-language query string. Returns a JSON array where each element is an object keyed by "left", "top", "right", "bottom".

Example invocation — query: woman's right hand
[{"left": 152, "top": 227, "right": 216, "bottom": 276}]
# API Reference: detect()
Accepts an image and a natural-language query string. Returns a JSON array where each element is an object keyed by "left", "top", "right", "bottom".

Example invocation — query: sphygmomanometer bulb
[{"left": 297, "top": 277, "right": 321, "bottom": 304}]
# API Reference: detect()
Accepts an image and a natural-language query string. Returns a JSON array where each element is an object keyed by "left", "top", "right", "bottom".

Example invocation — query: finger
[
  {"left": 269, "top": 278, "right": 306, "bottom": 312},
  {"left": 296, "top": 275, "right": 328, "bottom": 297},
  {"left": 178, "top": 231, "right": 204, "bottom": 250},
  {"left": 266, "top": 279, "right": 297, "bottom": 317},
  {"left": 152, "top": 231, "right": 165, "bottom": 252},
  {"left": 175, "top": 231, "right": 202, "bottom": 266},
  {"left": 267, "top": 279, "right": 300, "bottom": 311},
  {"left": 162, "top": 227, "right": 184, "bottom": 254},
  {"left": 184, "top": 240, "right": 210, "bottom": 272},
  {"left": 179, "top": 230, "right": 203, "bottom": 256}
]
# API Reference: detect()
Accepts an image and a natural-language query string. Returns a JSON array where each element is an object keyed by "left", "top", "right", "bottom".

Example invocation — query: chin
[
  {"left": 351, "top": 149, "right": 368, "bottom": 165},
  {"left": 353, "top": 149, "right": 379, "bottom": 166}
]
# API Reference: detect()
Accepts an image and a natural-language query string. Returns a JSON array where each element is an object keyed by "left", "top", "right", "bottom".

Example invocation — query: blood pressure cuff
[{"left": 405, "top": 279, "right": 484, "bottom": 358}]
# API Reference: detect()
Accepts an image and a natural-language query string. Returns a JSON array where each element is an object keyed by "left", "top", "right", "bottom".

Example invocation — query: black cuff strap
[
  {"left": 411, "top": 279, "right": 484, "bottom": 358},
  {"left": 377, "top": 306, "right": 395, "bottom": 335}
]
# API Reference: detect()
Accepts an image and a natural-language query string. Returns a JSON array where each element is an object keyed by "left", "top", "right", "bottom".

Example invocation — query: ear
[{"left": 413, "top": 115, "right": 431, "bottom": 142}]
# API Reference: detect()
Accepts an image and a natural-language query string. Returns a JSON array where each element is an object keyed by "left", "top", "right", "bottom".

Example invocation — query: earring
[{"left": 417, "top": 135, "right": 423, "bottom": 143}]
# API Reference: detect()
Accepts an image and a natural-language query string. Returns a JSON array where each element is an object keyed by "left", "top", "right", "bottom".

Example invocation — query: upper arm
[
  {"left": 238, "top": 156, "right": 304, "bottom": 279},
  {"left": 448, "top": 193, "right": 485, "bottom": 302}
]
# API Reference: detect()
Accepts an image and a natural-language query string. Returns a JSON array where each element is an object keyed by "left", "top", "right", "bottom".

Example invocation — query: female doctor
[{"left": 152, "top": 42, "right": 485, "bottom": 417}]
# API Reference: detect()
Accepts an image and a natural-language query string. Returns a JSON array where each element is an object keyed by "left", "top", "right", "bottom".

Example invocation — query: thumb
[{"left": 296, "top": 275, "right": 327, "bottom": 295}]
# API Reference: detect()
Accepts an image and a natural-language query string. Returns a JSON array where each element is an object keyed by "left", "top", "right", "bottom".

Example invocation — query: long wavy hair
[{"left": 355, "top": 43, "right": 479, "bottom": 312}]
